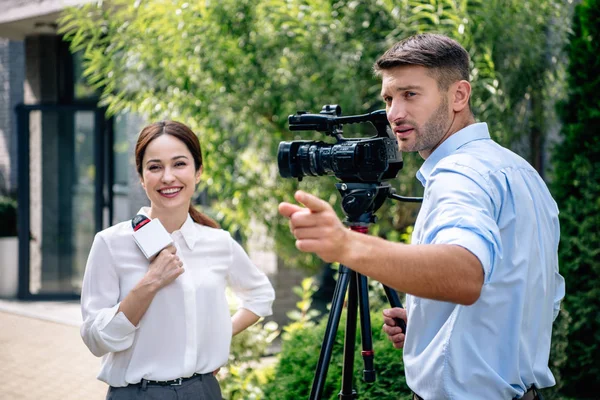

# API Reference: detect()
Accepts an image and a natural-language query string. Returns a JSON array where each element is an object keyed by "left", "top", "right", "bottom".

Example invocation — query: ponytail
[{"left": 188, "top": 204, "right": 220, "bottom": 229}]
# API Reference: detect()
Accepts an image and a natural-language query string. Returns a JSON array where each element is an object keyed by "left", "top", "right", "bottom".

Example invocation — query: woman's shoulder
[
  {"left": 192, "top": 221, "right": 230, "bottom": 237},
  {"left": 191, "top": 222, "right": 239, "bottom": 247},
  {"left": 95, "top": 220, "right": 134, "bottom": 241}
]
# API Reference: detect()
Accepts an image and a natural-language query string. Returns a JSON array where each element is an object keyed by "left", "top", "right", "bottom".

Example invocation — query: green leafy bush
[
  {"left": 220, "top": 319, "right": 279, "bottom": 399},
  {"left": 544, "top": 307, "right": 573, "bottom": 400},
  {"left": 263, "top": 308, "right": 410, "bottom": 400},
  {"left": 550, "top": 0, "right": 600, "bottom": 397},
  {"left": 0, "top": 196, "right": 17, "bottom": 237},
  {"left": 219, "top": 289, "right": 280, "bottom": 399}
]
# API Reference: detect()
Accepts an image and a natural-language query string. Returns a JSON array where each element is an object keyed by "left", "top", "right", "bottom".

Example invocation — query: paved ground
[
  {"left": 0, "top": 300, "right": 279, "bottom": 400},
  {"left": 0, "top": 300, "right": 108, "bottom": 400}
]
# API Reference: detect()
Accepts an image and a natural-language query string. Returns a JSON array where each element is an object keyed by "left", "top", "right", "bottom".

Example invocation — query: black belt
[
  {"left": 519, "top": 387, "right": 541, "bottom": 400},
  {"left": 412, "top": 386, "right": 540, "bottom": 400},
  {"left": 139, "top": 372, "right": 211, "bottom": 387}
]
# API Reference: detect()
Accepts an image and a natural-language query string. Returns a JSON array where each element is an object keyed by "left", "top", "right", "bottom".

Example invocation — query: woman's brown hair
[{"left": 135, "top": 120, "right": 220, "bottom": 229}]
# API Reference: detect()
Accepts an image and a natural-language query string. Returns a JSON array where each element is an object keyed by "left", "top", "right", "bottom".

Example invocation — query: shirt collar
[
  {"left": 416, "top": 122, "right": 490, "bottom": 186},
  {"left": 136, "top": 207, "right": 198, "bottom": 250}
]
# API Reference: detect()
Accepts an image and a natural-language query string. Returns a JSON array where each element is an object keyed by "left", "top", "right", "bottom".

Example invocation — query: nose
[
  {"left": 161, "top": 167, "right": 175, "bottom": 183},
  {"left": 387, "top": 99, "right": 407, "bottom": 125}
]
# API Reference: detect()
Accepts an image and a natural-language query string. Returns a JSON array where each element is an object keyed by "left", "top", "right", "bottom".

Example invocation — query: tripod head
[
  {"left": 335, "top": 182, "right": 393, "bottom": 225},
  {"left": 336, "top": 181, "right": 422, "bottom": 226}
]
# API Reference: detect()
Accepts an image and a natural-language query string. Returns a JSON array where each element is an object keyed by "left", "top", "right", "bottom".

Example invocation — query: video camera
[
  {"left": 277, "top": 104, "right": 403, "bottom": 183},
  {"left": 277, "top": 105, "right": 410, "bottom": 399}
]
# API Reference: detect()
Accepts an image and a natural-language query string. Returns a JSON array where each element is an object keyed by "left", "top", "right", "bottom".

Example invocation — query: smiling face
[
  {"left": 140, "top": 134, "right": 201, "bottom": 216},
  {"left": 381, "top": 65, "right": 454, "bottom": 159}
]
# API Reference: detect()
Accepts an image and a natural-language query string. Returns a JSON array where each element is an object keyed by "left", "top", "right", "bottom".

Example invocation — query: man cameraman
[{"left": 278, "top": 33, "right": 565, "bottom": 399}]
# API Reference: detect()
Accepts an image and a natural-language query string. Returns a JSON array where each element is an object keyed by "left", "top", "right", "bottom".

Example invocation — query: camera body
[{"left": 278, "top": 105, "right": 403, "bottom": 183}]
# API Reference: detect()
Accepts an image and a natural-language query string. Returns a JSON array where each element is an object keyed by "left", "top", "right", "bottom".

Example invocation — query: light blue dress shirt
[{"left": 405, "top": 123, "right": 565, "bottom": 399}]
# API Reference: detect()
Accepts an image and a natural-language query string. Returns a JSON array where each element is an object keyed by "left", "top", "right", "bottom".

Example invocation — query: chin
[{"left": 155, "top": 198, "right": 188, "bottom": 210}]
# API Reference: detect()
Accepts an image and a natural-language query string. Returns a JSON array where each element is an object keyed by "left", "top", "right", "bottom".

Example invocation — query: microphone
[{"left": 131, "top": 214, "right": 174, "bottom": 259}]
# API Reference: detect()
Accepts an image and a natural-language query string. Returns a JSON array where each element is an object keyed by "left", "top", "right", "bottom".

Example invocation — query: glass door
[{"left": 16, "top": 104, "right": 111, "bottom": 299}]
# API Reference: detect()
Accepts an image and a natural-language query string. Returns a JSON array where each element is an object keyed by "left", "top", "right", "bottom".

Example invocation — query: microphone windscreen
[
  {"left": 132, "top": 216, "right": 173, "bottom": 259},
  {"left": 132, "top": 214, "right": 150, "bottom": 231}
]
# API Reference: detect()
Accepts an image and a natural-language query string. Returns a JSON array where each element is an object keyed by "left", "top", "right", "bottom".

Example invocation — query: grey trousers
[{"left": 106, "top": 373, "right": 223, "bottom": 400}]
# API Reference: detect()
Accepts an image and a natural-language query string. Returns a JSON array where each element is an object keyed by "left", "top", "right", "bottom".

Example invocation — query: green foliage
[
  {"left": 261, "top": 272, "right": 409, "bottom": 399},
  {"left": 220, "top": 289, "right": 280, "bottom": 399},
  {"left": 0, "top": 196, "right": 17, "bottom": 237},
  {"left": 57, "top": 0, "right": 568, "bottom": 272},
  {"left": 285, "top": 277, "right": 321, "bottom": 328},
  {"left": 263, "top": 308, "right": 410, "bottom": 400},
  {"left": 465, "top": 0, "right": 572, "bottom": 152},
  {"left": 544, "top": 307, "right": 572, "bottom": 400},
  {"left": 550, "top": 0, "right": 600, "bottom": 397}
]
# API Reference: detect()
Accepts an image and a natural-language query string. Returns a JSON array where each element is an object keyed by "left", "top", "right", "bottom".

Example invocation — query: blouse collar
[{"left": 136, "top": 207, "right": 198, "bottom": 250}]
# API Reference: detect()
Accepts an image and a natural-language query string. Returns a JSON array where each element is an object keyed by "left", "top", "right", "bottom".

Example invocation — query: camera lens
[{"left": 277, "top": 142, "right": 294, "bottom": 178}]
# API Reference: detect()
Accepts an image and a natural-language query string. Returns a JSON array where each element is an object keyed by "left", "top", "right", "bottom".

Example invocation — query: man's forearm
[{"left": 340, "top": 231, "right": 483, "bottom": 305}]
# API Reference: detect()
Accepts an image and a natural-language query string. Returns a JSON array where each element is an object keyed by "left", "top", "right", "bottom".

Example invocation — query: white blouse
[{"left": 80, "top": 208, "right": 275, "bottom": 387}]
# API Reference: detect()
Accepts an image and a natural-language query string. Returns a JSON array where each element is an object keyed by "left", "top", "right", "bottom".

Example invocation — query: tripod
[{"left": 309, "top": 182, "right": 416, "bottom": 400}]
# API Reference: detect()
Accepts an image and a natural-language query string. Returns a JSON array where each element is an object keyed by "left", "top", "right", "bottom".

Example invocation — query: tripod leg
[
  {"left": 310, "top": 265, "right": 351, "bottom": 400},
  {"left": 356, "top": 273, "right": 375, "bottom": 383},
  {"left": 339, "top": 269, "right": 358, "bottom": 399},
  {"left": 383, "top": 285, "right": 407, "bottom": 333}
]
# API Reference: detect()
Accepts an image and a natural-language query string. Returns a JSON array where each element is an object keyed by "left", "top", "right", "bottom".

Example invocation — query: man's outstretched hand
[{"left": 278, "top": 190, "right": 349, "bottom": 263}]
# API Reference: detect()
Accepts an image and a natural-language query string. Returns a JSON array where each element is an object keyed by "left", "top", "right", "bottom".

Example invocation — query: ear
[
  {"left": 452, "top": 80, "right": 471, "bottom": 113},
  {"left": 195, "top": 166, "right": 203, "bottom": 184},
  {"left": 139, "top": 175, "right": 146, "bottom": 190}
]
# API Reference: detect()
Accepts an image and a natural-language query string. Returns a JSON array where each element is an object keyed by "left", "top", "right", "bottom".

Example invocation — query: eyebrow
[
  {"left": 381, "top": 85, "right": 424, "bottom": 97},
  {"left": 145, "top": 155, "right": 189, "bottom": 165}
]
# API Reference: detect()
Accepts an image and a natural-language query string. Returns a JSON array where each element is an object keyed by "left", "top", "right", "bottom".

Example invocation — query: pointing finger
[{"left": 279, "top": 202, "right": 305, "bottom": 219}]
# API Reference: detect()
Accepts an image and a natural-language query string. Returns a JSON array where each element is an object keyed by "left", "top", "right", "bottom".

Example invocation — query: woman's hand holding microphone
[{"left": 146, "top": 245, "right": 185, "bottom": 290}]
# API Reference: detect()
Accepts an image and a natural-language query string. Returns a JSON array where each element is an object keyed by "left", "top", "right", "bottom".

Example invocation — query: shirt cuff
[
  {"left": 96, "top": 303, "right": 138, "bottom": 337},
  {"left": 432, "top": 227, "right": 493, "bottom": 283},
  {"left": 240, "top": 300, "right": 273, "bottom": 318}
]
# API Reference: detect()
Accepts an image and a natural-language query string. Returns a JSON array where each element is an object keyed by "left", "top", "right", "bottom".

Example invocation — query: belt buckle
[{"left": 170, "top": 378, "right": 183, "bottom": 386}]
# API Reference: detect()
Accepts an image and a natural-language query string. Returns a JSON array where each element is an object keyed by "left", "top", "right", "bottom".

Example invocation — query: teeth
[{"left": 160, "top": 188, "right": 182, "bottom": 194}]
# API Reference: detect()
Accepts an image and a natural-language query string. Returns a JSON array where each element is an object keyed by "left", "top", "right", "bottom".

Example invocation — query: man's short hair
[{"left": 374, "top": 33, "right": 470, "bottom": 90}]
